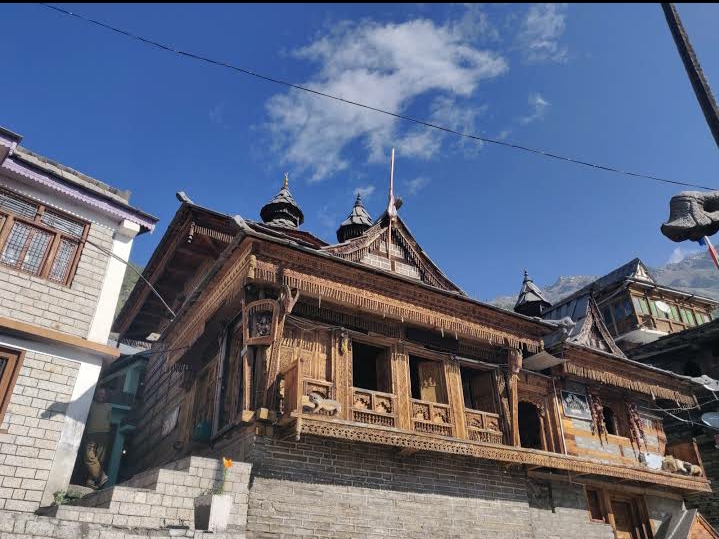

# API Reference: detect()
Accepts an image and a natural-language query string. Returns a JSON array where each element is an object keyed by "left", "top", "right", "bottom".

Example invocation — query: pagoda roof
[
  {"left": 260, "top": 174, "right": 304, "bottom": 228},
  {"left": 514, "top": 271, "right": 551, "bottom": 311}
]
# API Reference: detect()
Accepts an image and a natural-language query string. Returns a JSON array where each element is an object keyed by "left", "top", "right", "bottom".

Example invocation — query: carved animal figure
[
  {"left": 662, "top": 191, "right": 719, "bottom": 242},
  {"left": 508, "top": 348, "right": 523, "bottom": 375},
  {"left": 279, "top": 284, "right": 300, "bottom": 315},
  {"left": 661, "top": 455, "right": 702, "bottom": 476},
  {"left": 306, "top": 392, "right": 342, "bottom": 416},
  {"left": 661, "top": 455, "right": 680, "bottom": 473}
]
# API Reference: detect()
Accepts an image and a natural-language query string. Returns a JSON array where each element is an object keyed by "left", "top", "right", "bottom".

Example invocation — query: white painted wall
[
  {"left": 87, "top": 219, "right": 140, "bottom": 344},
  {"left": 41, "top": 359, "right": 103, "bottom": 506}
]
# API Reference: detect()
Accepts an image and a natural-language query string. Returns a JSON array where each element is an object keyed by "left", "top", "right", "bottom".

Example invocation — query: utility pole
[{"left": 661, "top": 3, "right": 719, "bottom": 150}]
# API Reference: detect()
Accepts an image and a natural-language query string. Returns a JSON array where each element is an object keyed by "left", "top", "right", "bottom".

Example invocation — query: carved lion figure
[{"left": 304, "top": 392, "right": 342, "bottom": 416}]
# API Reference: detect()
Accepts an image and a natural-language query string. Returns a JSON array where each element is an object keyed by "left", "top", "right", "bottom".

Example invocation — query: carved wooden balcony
[
  {"left": 411, "top": 399, "right": 453, "bottom": 437},
  {"left": 351, "top": 388, "right": 396, "bottom": 427},
  {"left": 464, "top": 409, "right": 503, "bottom": 445}
]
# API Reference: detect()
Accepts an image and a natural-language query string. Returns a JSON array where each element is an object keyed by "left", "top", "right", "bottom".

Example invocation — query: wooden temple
[{"left": 114, "top": 178, "right": 714, "bottom": 539}]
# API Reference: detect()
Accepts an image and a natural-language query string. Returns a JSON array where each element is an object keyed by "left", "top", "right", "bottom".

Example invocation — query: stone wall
[
  {"left": 0, "top": 222, "right": 113, "bottom": 339},
  {"left": 0, "top": 511, "right": 245, "bottom": 539},
  {"left": 239, "top": 435, "right": 615, "bottom": 539},
  {"left": 645, "top": 494, "right": 686, "bottom": 538},
  {"left": 0, "top": 351, "right": 79, "bottom": 512}
]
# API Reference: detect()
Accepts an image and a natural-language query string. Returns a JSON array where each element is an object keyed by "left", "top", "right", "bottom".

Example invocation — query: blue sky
[{"left": 2, "top": 3, "right": 719, "bottom": 302}]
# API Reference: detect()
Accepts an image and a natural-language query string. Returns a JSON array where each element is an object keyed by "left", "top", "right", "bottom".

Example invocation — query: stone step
[
  {"left": 53, "top": 455, "right": 252, "bottom": 532},
  {"left": 44, "top": 504, "right": 169, "bottom": 529}
]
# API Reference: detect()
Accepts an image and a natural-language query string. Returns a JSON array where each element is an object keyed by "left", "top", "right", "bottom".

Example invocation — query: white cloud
[
  {"left": 519, "top": 93, "right": 550, "bottom": 125},
  {"left": 497, "top": 129, "right": 512, "bottom": 140},
  {"left": 516, "top": 4, "right": 568, "bottom": 64},
  {"left": 209, "top": 104, "right": 226, "bottom": 126},
  {"left": 667, "top": 245, "right": 702, "bottom": 265},
  {"left": 404, "top": 177, "right": 430, "bottom": 195},
  {"left": 265, "top": 12, "right": 508, "bottom": 181},
  {"left": 354, "top": 185, "right": 376, "bottom": 200}
]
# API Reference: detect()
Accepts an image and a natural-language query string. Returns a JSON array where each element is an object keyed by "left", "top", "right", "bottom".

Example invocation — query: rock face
[{"left": 490, "top": 252, "right": 719, "bottom": 311}]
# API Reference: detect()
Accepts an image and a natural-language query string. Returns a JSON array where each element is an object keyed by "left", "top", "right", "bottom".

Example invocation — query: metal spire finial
[{"left": 283, "top": 172, "right": 289, "bottom": 189}]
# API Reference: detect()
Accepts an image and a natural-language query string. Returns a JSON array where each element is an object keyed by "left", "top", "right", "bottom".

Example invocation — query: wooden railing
[
  {"left": 351, "top": 388, "right": 396, "bottom": 427},
  {"left": 280, "top": 364, "right": 336, "bottom": 419},
  {"left": 411, "top": 399, "right": 453, "bottom": 437},
  {"left": 464, "top": 409, "right": 503, "bottom": 445}
]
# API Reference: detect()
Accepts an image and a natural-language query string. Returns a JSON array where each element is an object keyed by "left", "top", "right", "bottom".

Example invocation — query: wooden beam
[
  {"left": 0, "top": 315, "right": 120, "bottom": 358},
  {"left": 527, "top": 470, "right": 684, "bottom": 500}
]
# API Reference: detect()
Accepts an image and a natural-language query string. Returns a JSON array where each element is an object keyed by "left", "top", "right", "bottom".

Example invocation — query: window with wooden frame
[
  {"left": 584, "top": 487, "right": 606, "bottom": 522},
  {"left": 0, "top": 187, "right": 88, "bottom": 286},
  {"left": 352, "top": 341, "right": 392, "bottom": 394},
  {"left": 0, "top": 347, "right": 25, "bottom": 428},
  {"left": 409, "top": 355, "right": 448, "bottom": 404},
  {"left": 460, "top": 366, "right": 497, "bottom": 413}
]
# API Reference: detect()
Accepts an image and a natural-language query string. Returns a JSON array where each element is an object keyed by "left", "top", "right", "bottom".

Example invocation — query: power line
[
  {"left": 36, "top": 3, "right": 717, "bottom": 192},
  {"left": 84, "top": 237, "right": 176, "bottom": 319}
]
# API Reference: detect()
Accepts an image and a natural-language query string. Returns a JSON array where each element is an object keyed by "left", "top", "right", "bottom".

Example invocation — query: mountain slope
[
  {"left": 490, "top": 252, "right": 719, "bottom": 311},
  {"left": 114, "top": 262, "right": 144, "bottom": 318}
]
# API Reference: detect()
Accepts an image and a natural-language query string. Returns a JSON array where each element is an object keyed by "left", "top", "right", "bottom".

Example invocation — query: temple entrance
[{"left": 518, "top": 401, "right": 543, "bottom": 450}]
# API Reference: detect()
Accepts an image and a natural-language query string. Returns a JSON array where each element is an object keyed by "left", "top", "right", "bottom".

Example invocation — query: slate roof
[
  {"left": 543, "top": 292, "right": 626, "bottom": 357},
  {"left": 336, "top": 193, "right": 373, "bottom": 242},
  {"left": 260, "top": 175, "right": 304, "bottom": 228},
  {"left": 514, "top": 271, "right": 551, "bottom": 310},
  {"left": 550, "top": 258, "right": 655, "bottom": 311}
]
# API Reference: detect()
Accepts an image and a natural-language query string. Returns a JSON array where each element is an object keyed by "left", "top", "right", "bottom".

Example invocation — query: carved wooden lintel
[{"left": 292, "top": 415, "right": 712, "bottom": 494}]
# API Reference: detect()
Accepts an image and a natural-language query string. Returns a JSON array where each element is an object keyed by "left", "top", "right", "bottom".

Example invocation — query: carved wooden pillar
[
  {"left": 536, "top": 402, "right": 549, "bottom": 451},
  {"left": 242, "top": 347, "right": 253, "bottom": 413},
  {"left": 444, "top": 357, "right": 466, "bottom": 440},
  {"left": 333, "top": 329, "right": 350, "bottom": 421},
  {"left": 508, "top": 348, "right": 523, "bottom": 447},
  {"left": 496, "top": 371, "right": 512, "bottom": 445},
  {"left": 392, "top": 343, "right": 412, "bottom": 431},
  {"left": 253, "top": 347, "right": 267, "bottom": 411}
]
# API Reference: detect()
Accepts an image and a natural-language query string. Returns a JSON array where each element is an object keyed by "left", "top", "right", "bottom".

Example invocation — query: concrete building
[{"left": 0, "top": 126, "right": 157, "bottom": 511}]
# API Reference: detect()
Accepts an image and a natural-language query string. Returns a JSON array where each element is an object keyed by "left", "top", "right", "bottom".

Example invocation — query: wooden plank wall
[{"left": 560, "top": 384, "right": 665, "bottom": 466}]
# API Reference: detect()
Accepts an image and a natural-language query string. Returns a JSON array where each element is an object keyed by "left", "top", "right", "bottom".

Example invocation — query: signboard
[{"left": 561, "top": 390, "right": 592, "bottom": 420}]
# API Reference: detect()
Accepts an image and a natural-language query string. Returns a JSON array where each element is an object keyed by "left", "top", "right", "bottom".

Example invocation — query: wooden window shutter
[
  {"left": 418, "top": 361, "right": 446, "bottom": 404},
  {"left": 0, "top": 347, "right": 24, "bottom": 426}
]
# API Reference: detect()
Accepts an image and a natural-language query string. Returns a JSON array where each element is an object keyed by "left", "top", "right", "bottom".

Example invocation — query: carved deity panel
[{"left": 243, "top": 299, "right": 278, "bottom": 346}]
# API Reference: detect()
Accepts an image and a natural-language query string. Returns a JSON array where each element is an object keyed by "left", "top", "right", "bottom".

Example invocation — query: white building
[{"left": 0, "top": 125, "right": 157, "bottom": 510}]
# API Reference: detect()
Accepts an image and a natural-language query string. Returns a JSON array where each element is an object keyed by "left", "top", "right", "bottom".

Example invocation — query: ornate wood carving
[
  {"left": 560, "top": 347, "right": 695, "bottom": 405},
  {"left": 392, "top": 343, "right": 412, "bottom": 431},
  {"left": 465, "top": 409, "right": 503, "bottom": 444},
  {"left": 445, "top": 358, "right": 466, "bottom": 440},
  {"left": 351, "top": 388, "right": 396, "bottom": 427},
  {"left": 243, "top": 299, "right": 278, "bottom": 346},
  {"left": 496, "top": 372, "right": 512, "bottom": 445},
  {"left": 508, "top": 348, "right": 523, "bottom": 447},
  {"left": 251, "top": 246, "right": 546, "bottom": 351}
]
